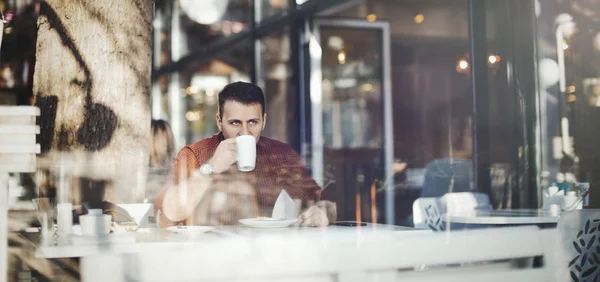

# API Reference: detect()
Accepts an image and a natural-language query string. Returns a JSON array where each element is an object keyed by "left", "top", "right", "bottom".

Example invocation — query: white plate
[
  {"left": 166, "top": 225, "right": 216, "bottom": 234},
  {"left": 239, "top": 217, "right": 298, "bottom": 228}
]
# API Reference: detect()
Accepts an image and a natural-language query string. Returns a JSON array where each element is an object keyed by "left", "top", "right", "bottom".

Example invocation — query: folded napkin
[{"left": 271, "top": 189, "right": 298, "bottom": 219}]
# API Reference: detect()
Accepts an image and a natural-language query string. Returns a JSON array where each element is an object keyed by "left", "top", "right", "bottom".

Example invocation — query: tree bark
[{"left": 33, "top": 0, "right": 152, "bottom": 203}]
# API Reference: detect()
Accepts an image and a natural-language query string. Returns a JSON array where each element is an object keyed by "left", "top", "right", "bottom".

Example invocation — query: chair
[
  {"left": 412, "top": 197, "right": 445, "bottom": 231},
  {"left": 555, "top": 210, "right": 600, "bottom": 282}
]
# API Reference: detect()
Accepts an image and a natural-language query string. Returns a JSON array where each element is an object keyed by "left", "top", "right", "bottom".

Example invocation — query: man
[{"left": 155, "top": 82, "right": 334, "bottom": 227}]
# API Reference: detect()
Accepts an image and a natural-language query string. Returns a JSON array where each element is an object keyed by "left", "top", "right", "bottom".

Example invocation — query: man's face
[{"left": 217, "top": 100, "right": 266, "bottom": 142}]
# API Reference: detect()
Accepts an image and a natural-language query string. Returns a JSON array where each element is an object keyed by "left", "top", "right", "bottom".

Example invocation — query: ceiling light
[
  {"left": 338, "top": 50, "right": 346, "bottom": 65},
  {"left": 488, "top": 54, "right": 500, "bottom": 64},
  {"left": 458, "top": 59, "right": 469, "bottom": 70},
  {"left": 327, "top": 36, "right": 344, "bottom": 51},
  {"left": 414, "top": 13, "right": 424, "bottom": 24}
]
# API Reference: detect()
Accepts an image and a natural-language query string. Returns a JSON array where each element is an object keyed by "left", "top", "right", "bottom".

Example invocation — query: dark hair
[{"left": 217, "top": 82, "right": 266, "bottom": 117}]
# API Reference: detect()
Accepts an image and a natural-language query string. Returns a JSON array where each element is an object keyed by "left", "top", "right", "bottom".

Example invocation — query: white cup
[
  {"left": 80, "top": 214, "right": 112, "bottom": 236},
  {"left": 236, "top": 135, "right": 256, "bottom": 172}
]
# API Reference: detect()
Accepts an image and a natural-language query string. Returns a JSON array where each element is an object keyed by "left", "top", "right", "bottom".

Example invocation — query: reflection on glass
[
  {"left": 152, "top": 75, "right": 171, "bottom": 121},
  {"left": 320, "top": 28, "right": 383, "bottom": 149},
  {"left": 255, "top": 0, "right": 288, "bottom": 22},
  {"left": 583, "top": 78, "right": 600, "bottom": 107},
  {"left": 257, "top": 29, "right": 290, "bottom": 143},
  {"left": 328, "top": 0, "right": 473, "bottom": 224},
  {"left": 179, "top": 41, "right": 251, "bottom": 145},
  {"left": 312, "top": 22, "right": 390, "bottom": 224},
  {"left": 176, "top": 0, "right": 250, "bottom": 58},
  {"left": 535, "top": 1, "right": 600, "bottom": 193}
]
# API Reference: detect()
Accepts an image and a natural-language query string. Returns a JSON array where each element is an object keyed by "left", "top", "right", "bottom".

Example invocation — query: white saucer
[
  {"left": 239, "top": 217, "right": 298, "bottom": 228},
  {"left": 166, "top": 226, "right": 216, "bottom": 234}
]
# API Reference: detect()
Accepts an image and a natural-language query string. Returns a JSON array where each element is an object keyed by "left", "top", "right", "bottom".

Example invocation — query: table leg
[{"left": 81, "top": 255, "right": 125, "bottom": 282}]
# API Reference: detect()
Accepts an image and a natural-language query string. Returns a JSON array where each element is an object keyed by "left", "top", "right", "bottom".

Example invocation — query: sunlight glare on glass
[{"left": 179, "top": 0, "right": 229, "bottom": 25}]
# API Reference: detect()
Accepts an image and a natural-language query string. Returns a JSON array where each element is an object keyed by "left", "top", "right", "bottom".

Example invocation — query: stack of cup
[{"left": 0, "top": 106, "right": 40, "bottom": 172}]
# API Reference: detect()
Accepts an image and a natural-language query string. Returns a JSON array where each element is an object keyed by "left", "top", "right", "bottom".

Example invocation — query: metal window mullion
[{"left": 468, "top": 0, "right": 492, "bottom": 197}]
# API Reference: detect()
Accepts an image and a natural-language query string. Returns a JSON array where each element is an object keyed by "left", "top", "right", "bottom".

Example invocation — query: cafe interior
[{"left": 2, "top": 0, "right": 600, "bottom": 281}]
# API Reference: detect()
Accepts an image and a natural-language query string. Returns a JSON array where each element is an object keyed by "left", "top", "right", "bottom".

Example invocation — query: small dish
[
  {"left": 239, "top": 217, "right": 297, "bottom": 228},
  {"left": 166, "top": 225, "right": 216, "bottom": 234}
]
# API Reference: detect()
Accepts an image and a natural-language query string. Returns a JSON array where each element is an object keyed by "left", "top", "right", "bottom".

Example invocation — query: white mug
[
  {"left": 80, "top": 214, "right": 112, "bottom": 236},
  {"left": 236, "top": 135, "right": 256, "bottom": 172}
]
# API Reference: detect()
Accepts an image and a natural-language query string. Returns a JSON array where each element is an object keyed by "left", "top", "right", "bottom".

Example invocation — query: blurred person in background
[
  {"left": 155, "top": 82, "right": 335, "bottom": 227},
  {"left": 146, "top": 119, "right": 175, "bottom": 203}
]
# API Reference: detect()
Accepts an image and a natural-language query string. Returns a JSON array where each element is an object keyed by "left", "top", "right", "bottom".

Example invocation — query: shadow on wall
[{"left": 36, "top": 1, "right": 117, "bottom": 152}]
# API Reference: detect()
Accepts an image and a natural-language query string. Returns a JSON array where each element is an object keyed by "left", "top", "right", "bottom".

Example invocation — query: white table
[
  {"left": 33, "top": 223, "right": 429, "bottom": 259},
  {"left": 443, "top": 209, "right": 560, "bottom": 225},
  {"left": 19, "top": 223, "right": 561, "bottom": 282},
  {"left": 77, "top": 226, "right": 554, "bottom": 282}
]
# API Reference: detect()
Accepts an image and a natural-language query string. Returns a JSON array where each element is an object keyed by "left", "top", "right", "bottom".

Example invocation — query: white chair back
[
  {"left": 555, "top": 210, "right": 600, "bottom": 282},
  {"left": 82, "top": 226, "right": 554, "bottom": 282},
  {"left": 413, "top": 197, "right": 445, "bottom": 231},
  {"left": 442, "top": 192, "right": 492, "bottom": 213}
]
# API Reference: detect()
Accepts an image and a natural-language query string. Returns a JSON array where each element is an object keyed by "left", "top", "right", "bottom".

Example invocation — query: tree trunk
[{"left": 33, "top": 0, "right": 152, "bottom": 203}]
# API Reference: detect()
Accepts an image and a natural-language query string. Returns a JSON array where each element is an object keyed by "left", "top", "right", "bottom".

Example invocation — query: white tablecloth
[
  {"left": 443, "top": 209, "right": 560, "bottom": 225},
  {"left": 34, "top": 223, "right": 429, "bottom": 259}
]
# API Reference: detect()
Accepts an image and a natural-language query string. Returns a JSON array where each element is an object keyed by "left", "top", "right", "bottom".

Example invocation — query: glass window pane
[
  {"left": 173, "top": 40, "right": 252, "bottom": 146},
  {"left": 175, "top": 0, "right": 250, "bottom": 58},
  {"left": 535, "top": 0, "right": 600, "bottom": 199},
  {"left": 0, "top": 0, "right": 38, "bottom": 104},
  {"left": 255, "top": 0, "right": 288, "bottom": 22},
  {"left": 319, "top": 28, "right": 383, "bottom": 149},
  {"left": 153, "top": 0, "right": 172, "bottom": 69},
  {"left": 327, "top": 0, "right": 473, "bottom": 225},
  {"left": 484, "top": 0, "right": 533, "bottom": 208},
  {"left": 257, "top": 29, "right": 291, "bottom": 143}
]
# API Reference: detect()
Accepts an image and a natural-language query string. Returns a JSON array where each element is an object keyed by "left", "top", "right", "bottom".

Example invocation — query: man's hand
[
  {"left": 298, "top": 201, "right": 336, "bottom": 227},
  {"left": 208, "top": 138, "right": 237, "bottom": 174},
  {"left": 160, "top": 172, "right": 213, "bottom": 223}
]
